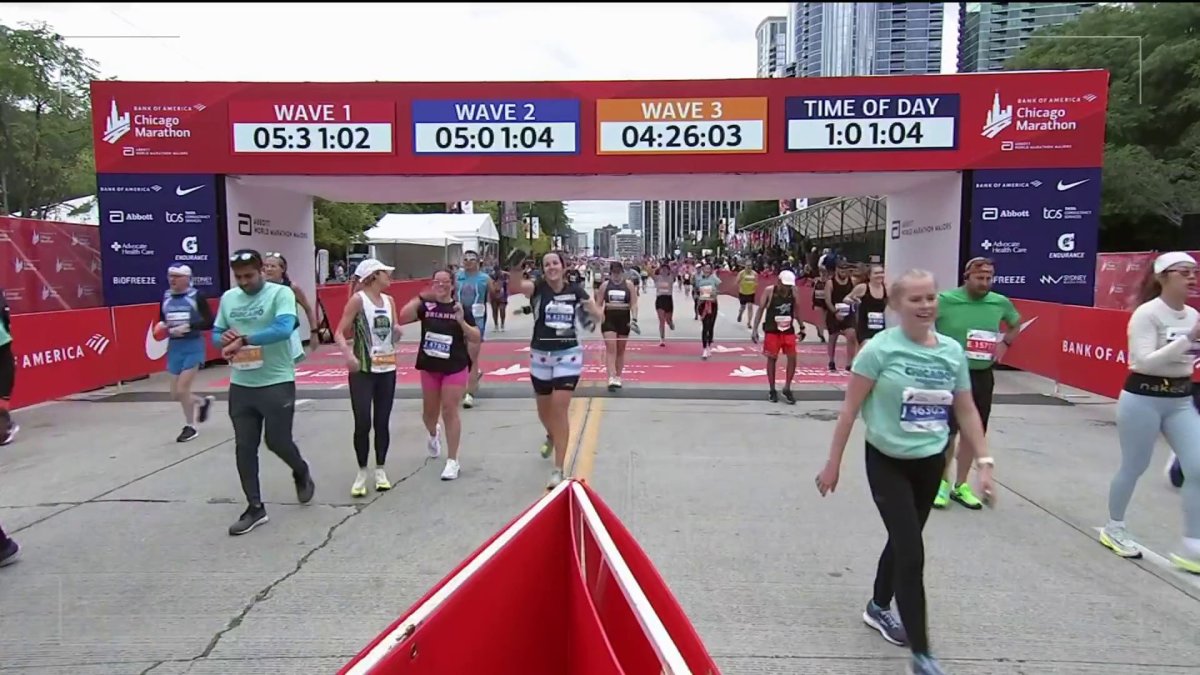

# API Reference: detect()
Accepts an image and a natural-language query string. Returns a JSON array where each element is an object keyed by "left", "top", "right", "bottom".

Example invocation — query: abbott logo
[
  {"left": 982, "top": 207, "right": 998, "bottom": 221},
  {"left": 103, "top": 100, "right": 131, "bottom": 144},
  {"left": 86, "top": 334, "right": 111, "bottom": 355},
  {"left": 237, "top": 212, "right": 253, "bottom": 236},
  {"left": 982, "top": 91, "right": 1013, "bottom": 139},
  {"left": 1057, "top": 233, "right": 1076, "bottom": 252},
  {"left": 182, "top": 236, "right": 199, "bottom": 254}
]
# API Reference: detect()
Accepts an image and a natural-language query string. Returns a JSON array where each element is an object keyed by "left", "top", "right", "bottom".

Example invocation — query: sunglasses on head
[
  {"left": 263, "top": 251, "right": 283, "bottom": 259},
  {"left": 229, "top": 250, "right": 261, "bottom": 263}
]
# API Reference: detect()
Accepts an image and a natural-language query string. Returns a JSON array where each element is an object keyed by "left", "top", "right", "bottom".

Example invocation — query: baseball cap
[
  {"left": 778, "top": 270, "right": 796, "bottom": 286},
  {"left": 167, "top": 264, "right": 192, "bottom": 277},
  {"left": 353, "top": 258, "right": 395, "bottom": 279},
  {"left": 1154, "top": 251, "right": 1197, "bottom": 274}
]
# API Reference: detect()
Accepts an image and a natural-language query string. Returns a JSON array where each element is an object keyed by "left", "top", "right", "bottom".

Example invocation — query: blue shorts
[
  {"left": 166, "top": 338, "right": 206, "bottom": 375},
  {"left": 475, "top": 317, "right": 488, "bottom": 342}
]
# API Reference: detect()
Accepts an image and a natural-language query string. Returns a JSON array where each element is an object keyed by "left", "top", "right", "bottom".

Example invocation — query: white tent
[
  {"left": 368, "top": 213, "right": 499, "bottom": 254},
  {"left": 363, "top": 215, "right": 466, "bottom": 278}
]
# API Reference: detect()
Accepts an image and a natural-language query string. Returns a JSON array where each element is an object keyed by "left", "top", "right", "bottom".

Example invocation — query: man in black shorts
[
  {"left": 822, "top": 263, "right": 857, "bottom": 370},
  {"left": 0, "top": 290, "right": 16, "bottom": 446}
]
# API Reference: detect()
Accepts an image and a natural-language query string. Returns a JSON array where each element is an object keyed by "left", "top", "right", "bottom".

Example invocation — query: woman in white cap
[
  {"left": 751, "top": 269, "right": 804, "bottom": 404},
  {"left": 334, "top": 259, "right": 402, "bottom": 497},
  {"left": 1100, "top": 251, "right": 1200, "bottom": 573}
]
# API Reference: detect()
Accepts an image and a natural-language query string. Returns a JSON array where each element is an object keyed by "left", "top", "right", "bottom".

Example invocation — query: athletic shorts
[
  {"left": 825, "top": 310, "right": 854, "bottom": 334},
  {"left": 739, "top": 293, "right": 756, "bottom": 306},
  {"left": 601, "top": 312, "right": 631, "bottom": 337},
  {"left": 166, "top": 339, "right": 206, "bottom": 376},
  {"left": 655, "top": 295, "right": 674, "bottom": 314},
  {"left": 948, "top": 367, "right": 995, "bottom": 434},
  {"left": 473, "top": 317, "right": 488, "bottom": 342},
  {"left": 530, "top": 346, "right": 584, "bottom": 395},
  {"left": 420, "top": 367, "right": 470, "bottom": 390},
  {"left": 764, "top": 331, "right": 797, "bottom": 357}
]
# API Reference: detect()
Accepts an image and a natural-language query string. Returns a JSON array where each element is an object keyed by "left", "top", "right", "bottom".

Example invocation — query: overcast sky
[{"left": 5, "top": 2, "right": 958, "bottom": 239}]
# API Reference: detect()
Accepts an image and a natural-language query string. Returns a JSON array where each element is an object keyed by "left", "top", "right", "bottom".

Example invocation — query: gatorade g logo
[
  {"left": 1057, "top": 233, "right": 1075, "bottom": 252},
  {"left": 182, "top": 236, "right": 199, "bottom": 254}
]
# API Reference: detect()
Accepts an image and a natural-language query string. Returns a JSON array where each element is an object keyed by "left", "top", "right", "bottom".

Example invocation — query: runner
[
  {"left": 809, "top": 267, "right": 829, "bottom": 343},
  {"left": 0, "top": 289, "right": 17, "bottom": 446},
  {"left": 156, "top": 264, "right": 216, "bottom": 443},
  {"left": 456, "top": 251, "right": 494, "bottom": 409},
  {"left": 262, "top": 253, "right": 319, "bottom": 358},
  {"left": 850, "top": 264, "right": 888, "bottom": 345},
  {"left": 751, "top": 270, "right": 804, "bottom": 404},
  {"left": 1100, "top": 251, "right": 1200, "bottom": 572},
  {"left": 0, "top": 522, "right": 17, "bottom": 567},
  {"left": 213, "top": 249, "right": 316, "bottom": 536},
  {"left": 599, "top": 260, "right": 639, "bottom": 391},
  {"left": 490, "top": 264, "right": 510, "bottom": 332},
  {"left": 823, "top": 264, "right": 858, "bottom": 371},
  {"left": 520, "top": 251, "right": 602, "bottom": 489},
  {"left": 400, "top": 268, "right": 481, "bottom": 481},
  {"left": 653, "top": 261, "right": 676, "bottom": 347},
  {"left": 333, "top": 259, "right": 401, "bottom": 496},
  {"left": 736, "top": 262, "right": 759, "bottom": 329},
  {"left": 816, "top": 268, "right": 993, "bottom": 675},
  {"left": 932, "top": 257, "right": 1020, "bottom": 511},
  {"left": 694, "top": 262, "right": 722, "bottom": 360}
]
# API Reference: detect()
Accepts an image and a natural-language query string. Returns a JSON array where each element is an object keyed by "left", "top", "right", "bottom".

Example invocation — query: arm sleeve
[
  {"left": 211, "top": 302, "right": 229, "bottom": 347},
  {"left": 850, "top": 340, "right": 882, "bottom": 381},
  {"left": 246, "top": 288, "right": 298, "bottom": 346},
  {"left": 1129, "top": 306, "right": 1191, "bottom": 372},
  {"left": 191, "top": 294, "right": 215, "bottom": 332}
]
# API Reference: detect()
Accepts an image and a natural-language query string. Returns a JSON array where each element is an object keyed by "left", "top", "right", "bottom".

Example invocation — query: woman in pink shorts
[{"left": 397, "top": 269, "right": 481, "bottom": 481}]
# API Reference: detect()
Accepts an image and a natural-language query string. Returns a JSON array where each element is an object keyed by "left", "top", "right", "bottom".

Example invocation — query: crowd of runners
[{"left": 1, "top": 244, "right": 1197, "bottom": 675}]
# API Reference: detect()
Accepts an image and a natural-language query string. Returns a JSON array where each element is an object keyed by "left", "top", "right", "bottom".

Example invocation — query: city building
[
  {"left": 627, "top": 201, "right": 643, "bottom": 235},
  {"left": 958, "top": 2, "right": 1098, "bottom": 73},
  {"left": 641, "top": 201, "right": 742, "bottom": 258},
  {"left": 572, "top": 230, "right": 589, "bottom": 254},
  {"left": 614, "top": 232, "right": 643, "bottom": 260},
  {"left": 786, "top": 2, "right": 943, "bottom": 77},
  {"left": 756, "top": 16, "right": 788, "bottom": 78},
  {"left": 593, "top": 224, "right": 620, "bottom": 258}
]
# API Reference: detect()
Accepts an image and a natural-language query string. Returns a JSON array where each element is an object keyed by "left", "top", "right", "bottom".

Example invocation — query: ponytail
[{"left": 1135, "top": 261, "right": 1163, "bottom": 306}]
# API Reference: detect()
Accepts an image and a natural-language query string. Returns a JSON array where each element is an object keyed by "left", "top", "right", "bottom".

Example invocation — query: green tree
[
  {"left": 1005, "top": 4, "right": 1200, "bottom": 250},
  {"left": 0, "top": 21, "right": 98, "bottom": 217},
  {"left": 737, "top": 200, "right": 779, "bottom": 227}
]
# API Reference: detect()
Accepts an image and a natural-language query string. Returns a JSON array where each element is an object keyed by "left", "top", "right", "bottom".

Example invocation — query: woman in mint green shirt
[{"left": 815, "top": 269, "right": 994, "bottom": 675}]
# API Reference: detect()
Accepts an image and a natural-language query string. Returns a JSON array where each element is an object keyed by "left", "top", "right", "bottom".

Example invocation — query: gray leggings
[{"left": 1111, "top": 391, "right": 1200, "bottom": 538}]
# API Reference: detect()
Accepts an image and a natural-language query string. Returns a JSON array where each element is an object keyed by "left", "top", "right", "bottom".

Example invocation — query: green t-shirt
[
  {"left": 935, "top": 287, "right": 1020, "bottom": 370},
  {"left": 851, "top": 327, "right": 972, "bottom": 460},
  {"left": 0, "top": 318, "right": 10, "bottom": 348},
  {"left": 216, "top": 283, "right": 298, "bottom": 388}
]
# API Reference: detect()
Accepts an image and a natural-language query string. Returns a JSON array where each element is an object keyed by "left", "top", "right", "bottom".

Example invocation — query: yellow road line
[
  {"left": 571, "top": 398, "right": 605, "bottom": 484},
  {"left": 560, "top": 397, "right": 588, "bottom": 471}
]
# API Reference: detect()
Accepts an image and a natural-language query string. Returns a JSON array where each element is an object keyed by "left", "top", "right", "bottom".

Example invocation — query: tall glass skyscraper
[
  {"left": 787, "top": 2, "right": 943, "bottom": 77},
  {"left": 756, "top": 16, "right": 788, "bottom": 78},
  {"left": 957, "top": 2, "right": 1098, "bottom": 73}
]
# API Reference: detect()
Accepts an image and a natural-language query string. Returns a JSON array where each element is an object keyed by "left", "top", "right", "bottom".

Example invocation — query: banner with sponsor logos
[
  {"left": 968, "top": 168, "right": 1100, "bottom": 306},
  {"left": 91, "top": 71, "right": 1107, "bottom": 177},
  {"left": 885, "top": 173, "right": 963, "bottom": 290},
  {"left": 1093, "top": 251, "right": 1200, "bottom": 312},
  {"left": 9, "top": 307, "right": 119, "bottom": 408},
  {"left": 97, "top": 174, "right": 221, "bottom": 306},
  {"left": 0, "top": 217, "right": 104, "bottom": 314}
]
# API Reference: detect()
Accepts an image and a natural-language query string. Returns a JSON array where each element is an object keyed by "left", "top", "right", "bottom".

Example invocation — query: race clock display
[
  {"left": 412, "top": 99, "right": 579, "bottom": 155},
  {"left": 229, "top": 100, "right": 395, "bottom": 154},
  {"left": 785, "top": 94, "right": 959, "bottom": 152},
  {"left": 595, "top": 97, "right": 767, "bottom": 155}
]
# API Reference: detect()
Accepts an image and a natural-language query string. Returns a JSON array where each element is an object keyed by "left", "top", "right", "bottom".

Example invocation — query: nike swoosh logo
[
  {"left": 176, "top": 185, "right": 204, "bottom": 196},
  {"left": 1057, "top": 179, "right": 1088, "bottom": 192},
  {"left": 145, "top": 323, "right": 169, "bottom": 361},
  {"left": 1018, "top": 317, "right": 1038, "bottom": 333}
]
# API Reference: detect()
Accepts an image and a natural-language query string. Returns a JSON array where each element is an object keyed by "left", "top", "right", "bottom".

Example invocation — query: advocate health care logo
[
  {"left": 102, "top": 99, "right": 205, "bottom": 157},
  {"left": 981, "top": 90, "right": 1096, "bottom": 152}
]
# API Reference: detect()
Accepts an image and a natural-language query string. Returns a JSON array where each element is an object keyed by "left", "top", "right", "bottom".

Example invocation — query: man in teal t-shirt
[
  {"left": 932, "top": 257, "right": 1021, "bottom": 510},
  {"left": 0, "top": 291, "right": 16, "bottom": 448},
  {"left": 213, "top": 249, "right": 315, "bottom": 537}
]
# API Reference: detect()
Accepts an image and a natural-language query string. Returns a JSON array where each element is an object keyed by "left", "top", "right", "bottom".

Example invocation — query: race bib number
[
  {"left": 835, "top": 303, "right": 850, "bottom": 318},
  {"left": 867, "top": 312, "right": 885, "bottom": 331},
  {"left": 165, "top": 310, "right": 191, "bottom": 328},
  {"left": 699, "top": 286, "right": 715, "bottom": 300},
  {"left": 370, "top": 344, "right": 398, "bottom": 371},
  {"left": 813, "top": 289, "right": 825, "bottom": 300},
  {"left": 471, "top": 303, "right": 486, "bottom": 319},
  {"left": 229, "top": 345, "right": 264, "bottom": 371},
  {"left": 965, "top": 329, "right": 1000, "bottom": 362},
  {"left": 1164, "top": 326, "right": 1200, "bottom": 357},
  {"left": 422, "top": 332, "right": 453, "bottom": 359},
  {"left": 545, "top": 302, "right": 575, "bottom": 331},
  {"left": 774, "top": 315, "right": 793, "bottom": 331},
  {"left": 900, "top": 388, "right": 953, "bottom": 433},
  {"left": 656, "top": 281, "right": 672, "bottom": 294}
]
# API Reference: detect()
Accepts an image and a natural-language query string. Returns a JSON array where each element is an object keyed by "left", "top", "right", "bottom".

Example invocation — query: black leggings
[
  {"left": 0, "top": 342, "right": 13, "bottom": 433},
  {"left": 865, "top": 442, "right": 945, "bottom": 655},
  {"left": 349, "top": 370, "right": 397, "bottom": 468},
  {"left": 700, "top": 303, "right": 717, "bottom": 347}
]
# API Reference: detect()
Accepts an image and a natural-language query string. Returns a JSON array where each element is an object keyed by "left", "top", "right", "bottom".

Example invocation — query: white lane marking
[
  {"left": 296, "top": 399, "right": 313, "bottom": 407},
  {"left": 331, "top": 383, "right": 348, "bottom": 390},
  {"left": 1092, "top": 527, "right": 1200, "bottom": 591}
]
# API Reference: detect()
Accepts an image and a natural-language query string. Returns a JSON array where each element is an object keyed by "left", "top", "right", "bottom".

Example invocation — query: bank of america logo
[
  {"left": 86, "top": 333, "right": 111, "bottom": 354},
  {"left": 1083, "top": 93, "right": 1098, "bottom": 103},
  {"left": 1030, "top": 180, "right": 1043, "bottom": 188},
  {"left": 103, "top": 99, "right": 131, "bottom": 144},
  {"left": 982, "top": 92, "right": 1013, "bottom": 139}
]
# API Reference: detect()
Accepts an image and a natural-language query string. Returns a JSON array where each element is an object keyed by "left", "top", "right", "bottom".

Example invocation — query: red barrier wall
[
  {"left": 1094, "top": 251, "right": 1200, "bottom": 312},
  {"left": 9, "top": 307, "right": 119, "bottom": 408},
  {"left": 1, "top": 216, "right": 104, "bottom": 314}
]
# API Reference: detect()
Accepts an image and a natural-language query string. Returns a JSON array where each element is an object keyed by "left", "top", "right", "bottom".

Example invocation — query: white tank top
[{"left": 358, "top": 291, "right": 397, "bottom": 373}]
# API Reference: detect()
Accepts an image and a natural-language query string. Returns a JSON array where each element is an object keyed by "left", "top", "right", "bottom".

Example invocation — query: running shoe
[
  {"left": 0, "top": 423, "right": 16, "bottom": 446},
  {"left": 862, "top": 600, "right": 908, "bottom": 646},
  {"left": 933, "top": 480, "right": 951, "bottom": 509},
  {"left": 539, "top": 436, "right": 553, "bottom": 459},
  {"left": 427, "top": 425, "right": 443, "bottom": 458},
  {"left": 547, "top": 468, "right": 564, "bottom": 490},
  {"left": 768, "top": 390, "right": 779, "bottom": 403},
  {"left": 351, "top": 470, "right": 368, "bottom": 498},
  {"left": 908, "top": 654, "right": 948, "bottom": 675},
  {"left": 374, "top": 467, "right": 392, "bottom": 491},
  {"left": 295, "top": 471, "right": 316, "bottom": 504},
  {"left": 176, "top": 426, "right": 199, "bottom": 443},
  {"left": 441, "top": 459, "right": 461, "bottom": 481},
  {"left": 462, "top": 393, "right": 476, "bottom": 409},
  {"left": 950, "top": 483, "right": 984, "bottom": 510},
  {"left": 702, "top": 348, "right": 710, "bottom": 360},
  {"left": 196, "top": 395, "right": 215, "bottom": 424},
  {"left": 0, "top": 538, "right": 20, "bottom": 567},
  {"left": 1099, "top": 522, "right": 1142, "bottom": 559},
  {"left": 608, "top": 377, "right": 618, "bottom": 392},
  {"left": 1169, "top": 551, "right": 1200, "bottom": 574},
  {"left": 229, "top": 505, "right": 268, "bottom": 536},
  {"left": 1166, "top": 453, "right": 1184, "bottom": 488},
  {"left": 782, "top": 389, "right": 796, "bottom": 405}
]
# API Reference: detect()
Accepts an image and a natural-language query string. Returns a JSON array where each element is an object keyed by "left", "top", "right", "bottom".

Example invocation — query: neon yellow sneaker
[
  {"left": 932, "top": 480, "right": 950, "bottom": 509},
  {"left": 951, "top": 482, "right": 984, "bottom": 510},
  {"left": 539, "top": 436, "right": 553, "bottom": 459},
  {"left": 1169, "top": 552, "right": 1200, "bottom": 574}
]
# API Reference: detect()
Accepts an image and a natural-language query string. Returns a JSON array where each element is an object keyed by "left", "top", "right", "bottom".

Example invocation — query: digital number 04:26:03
[{"left": 620, "top": 123, "right": 743, "bottom": 149}]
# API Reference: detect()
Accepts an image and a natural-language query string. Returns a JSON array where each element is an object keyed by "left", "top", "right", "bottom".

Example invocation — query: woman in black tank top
[
  {"left": 599, "top": 261, "right": 639, "bottom": 391},
  {"left": 851, "top": 264, "right": 889, "bottom": 343},
  {"left": 823, "top": 266, "right": 859, "bottom": 371}
]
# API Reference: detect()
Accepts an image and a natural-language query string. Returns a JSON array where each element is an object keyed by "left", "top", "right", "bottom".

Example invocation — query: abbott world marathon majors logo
[
  {"left": 981, "top": 91, "right": 1094, "bottom": 152},
  {"left": 889, "top": 219, "right": 953, "bottom": 241},
  {"left": 237, "top": 213, "right": 310, "bottom": 239}
]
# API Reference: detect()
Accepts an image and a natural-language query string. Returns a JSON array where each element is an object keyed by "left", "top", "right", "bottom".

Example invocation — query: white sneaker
[
  {"left": 614, "top": 376, "right": 622, "bottom": 388},
  {"left": 441, "top": 459, "right": 461, "bottom": 481},
  {"left": 546, "top": 468, "right": 564, "bottom": 490},
  {"left": 427, "top": 424, "right": 443, "bottom": 458},
  {"left": 374, "top": 467, "right": 392, "bottom": 491},
  {"left": 702, "top": 348, "right": 710, "bottom": 360},
  {"left": 351, "top": 469, "right": 368, "bottom": 498},
  {"left": 462, "top": 393, "right": 475, "bottom": 409},
  {"left": 607, "top": 376, "right": 618, "bottom": 388}
]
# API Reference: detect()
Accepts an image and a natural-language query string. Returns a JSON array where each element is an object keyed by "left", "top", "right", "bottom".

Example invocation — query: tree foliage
[
  {"left": 1005, "top": 4, "right": 1200, "bottom": 250},
  {"left": 0, "top": 21, "right": 98, "bottom": 217},
  {"left": 737, "top": 200, "right": 779, "bottom": 227}
]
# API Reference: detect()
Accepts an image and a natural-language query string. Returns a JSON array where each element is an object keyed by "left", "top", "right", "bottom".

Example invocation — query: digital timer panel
[
  {"left": 596, "top": 97, "right": 767, "bottom": 155},
  {"left": 411, "top": 99, "right": 579, "bottom": 155},
  {"left": 229, "top": 100, "right": 396, "bottom": 154},
  {"left": 785, "top": 94, "right": 959, "bottom": 152}
]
